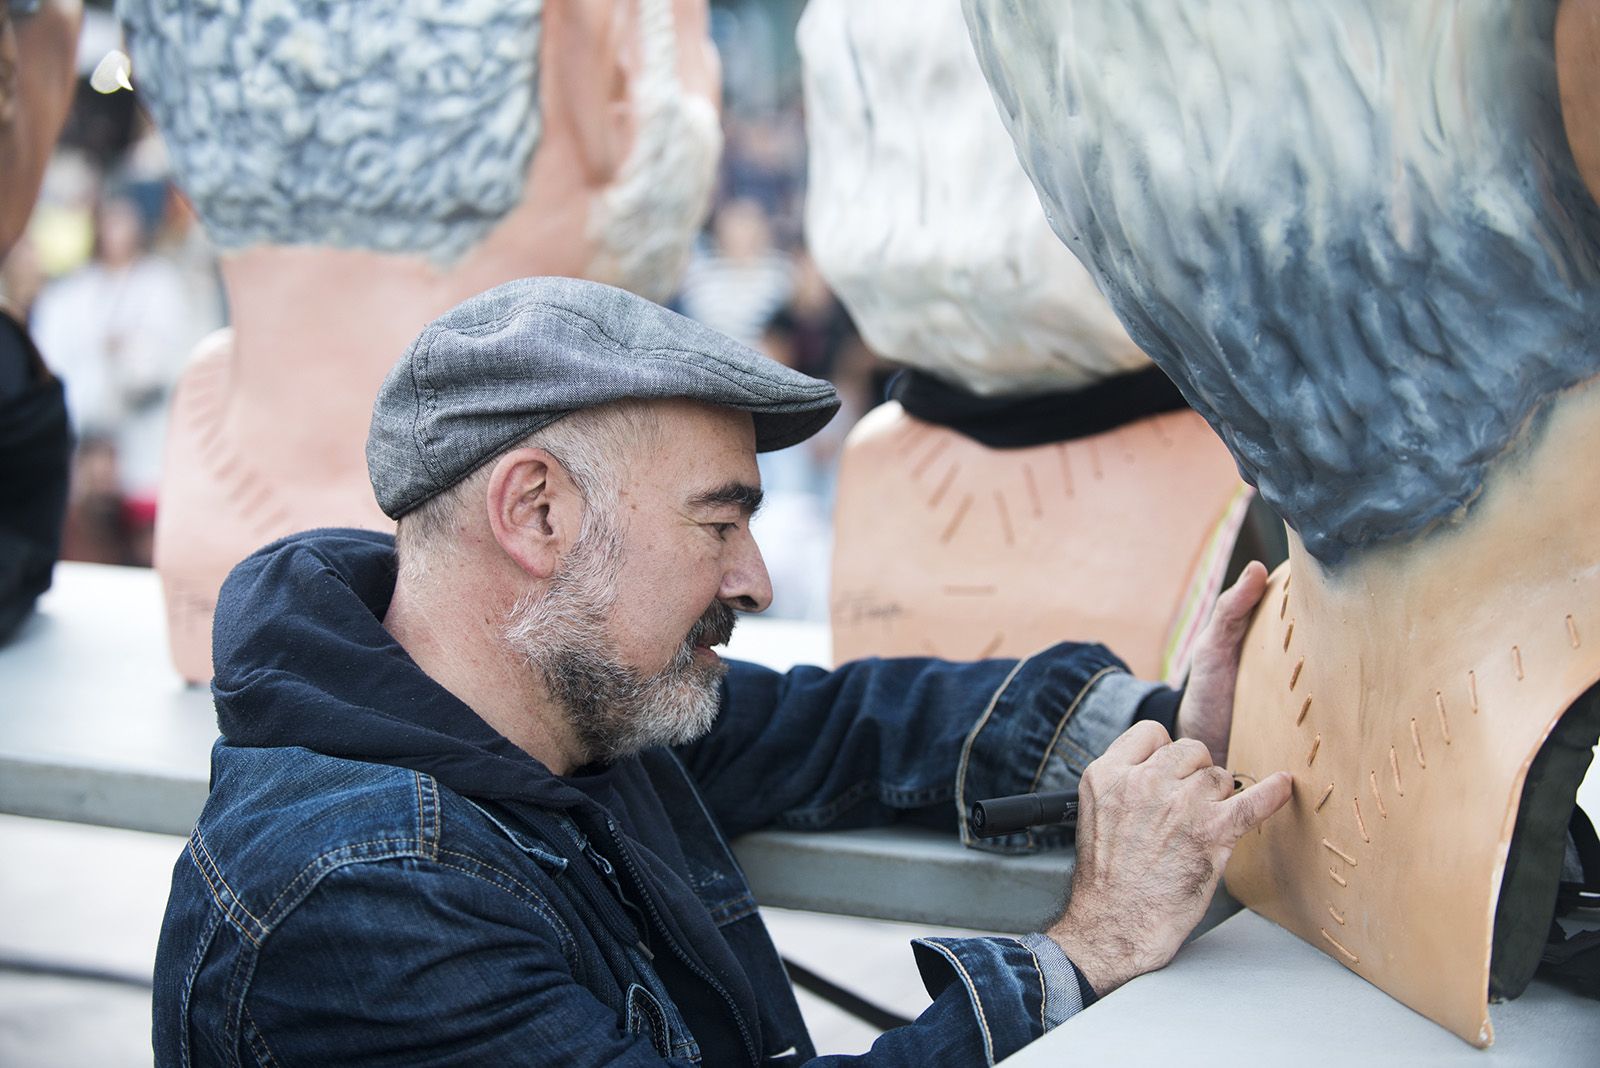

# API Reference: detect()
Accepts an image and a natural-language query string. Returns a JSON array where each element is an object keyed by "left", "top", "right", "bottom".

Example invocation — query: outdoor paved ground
[{"left": 0, "top": 814, "right": 991, "bottom": 1064}]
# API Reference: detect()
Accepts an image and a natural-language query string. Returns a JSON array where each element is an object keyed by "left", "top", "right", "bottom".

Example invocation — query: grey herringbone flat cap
[{"left": 367, "top": 276, "right": 841, "bottom": 519}]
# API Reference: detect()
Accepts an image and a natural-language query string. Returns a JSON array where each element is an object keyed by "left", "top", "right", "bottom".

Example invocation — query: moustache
[{"left": 685, "top": 600, "right": 737, "bottom": 650}]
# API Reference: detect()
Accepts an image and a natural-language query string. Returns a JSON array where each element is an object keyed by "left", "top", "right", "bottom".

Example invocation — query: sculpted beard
[{"left": 502, "top": 520, "right": 736, "bottom": 764}]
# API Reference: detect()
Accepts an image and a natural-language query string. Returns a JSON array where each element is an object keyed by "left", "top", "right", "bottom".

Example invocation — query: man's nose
[{"left": 721, "top": 530, "right": 773, "bottom": 614}]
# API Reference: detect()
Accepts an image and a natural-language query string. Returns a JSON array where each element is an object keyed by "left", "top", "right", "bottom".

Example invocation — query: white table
[
  {"left": 0, "top": 562, "right": 1085, "bottom": 933},
  {"left": 1004, "top": 907, "right": 1600, "bottom": 1065}
]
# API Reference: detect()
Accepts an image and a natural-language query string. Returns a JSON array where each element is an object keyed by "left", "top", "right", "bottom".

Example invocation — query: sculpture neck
[
  {"left": 219, "top": 248, "right": 459, "bottom": 467},
  {"left": 1287, "top": 374, "right": 1600, "bottom": 634}
]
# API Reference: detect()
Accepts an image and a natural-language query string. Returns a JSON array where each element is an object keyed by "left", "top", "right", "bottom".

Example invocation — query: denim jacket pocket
[{"left": 624, "top": 979, "right": 701, "bottom": 1064}]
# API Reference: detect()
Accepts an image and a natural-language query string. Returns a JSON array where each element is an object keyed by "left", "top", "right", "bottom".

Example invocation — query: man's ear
[
  {"left": 544, "top": 0, "right": 636, "bottom": 187},
  {"left": 485, "top": 447, "right": 582, "bottom": 578}
]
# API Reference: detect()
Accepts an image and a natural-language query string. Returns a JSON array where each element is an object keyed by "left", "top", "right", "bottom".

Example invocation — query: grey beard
[{"left": 503, "top": 535, "right": 736, "bottom": 764}]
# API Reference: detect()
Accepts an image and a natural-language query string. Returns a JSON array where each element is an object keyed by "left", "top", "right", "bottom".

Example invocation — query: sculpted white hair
[
  {"left": 800, "top": 0, "right": 1147, "bottom": 397},
  {"left": 119, "top": 0, "right": 544, "bottom": 264},
  {"left": 586, "top": 0, "right": 722, "bottom": 304},
  {"left": 966, "top": 0, "right": 1600, "bottom": 564}
]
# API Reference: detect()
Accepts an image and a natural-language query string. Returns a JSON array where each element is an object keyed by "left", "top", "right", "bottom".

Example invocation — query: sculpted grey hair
[
  {"left": 118, "top": 0, "right": 543, "bottom": 263},
  {"left": 965, "top": 0, "right": 1600, "bottom": 565}
]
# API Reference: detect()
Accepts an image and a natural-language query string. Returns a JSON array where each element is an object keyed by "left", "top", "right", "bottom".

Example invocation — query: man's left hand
[{"left": 1175, "top": 561, "right": 1268, "bottom": 765}]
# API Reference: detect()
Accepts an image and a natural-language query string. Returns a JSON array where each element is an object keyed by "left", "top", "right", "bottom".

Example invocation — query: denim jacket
[{"left": 154, "top": 530, "right": 1163, "bottom": 1066}]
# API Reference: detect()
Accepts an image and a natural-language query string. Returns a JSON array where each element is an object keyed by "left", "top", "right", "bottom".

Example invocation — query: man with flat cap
[{"left": 153, "top": 277, "right": 1292, "bottom": 1065}]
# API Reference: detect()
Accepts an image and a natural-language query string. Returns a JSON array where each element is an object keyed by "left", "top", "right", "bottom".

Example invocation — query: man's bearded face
[{"left": 502, "top": 515, "right": 735, "bottom": 764}]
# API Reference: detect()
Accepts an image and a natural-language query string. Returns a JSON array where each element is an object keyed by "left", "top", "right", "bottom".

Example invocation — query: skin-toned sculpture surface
[
  {"left": 1, "top": 0, "right": 81, "bottom": 259},
  {"left": 965, "top": 0, "right": 1600, "bottom": 1046},
  {"left": 800, "top": 0, "right": 1249, "bottom": 682},
  {"left": 119, "top": 0, "right": 721, "bottom": 682}
]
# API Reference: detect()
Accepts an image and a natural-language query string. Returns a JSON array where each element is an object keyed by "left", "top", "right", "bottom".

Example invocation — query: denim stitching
[
  {"left": 954, "top": 657, "right": 1033, "bottom": 847},
  {"left": 176, "top": 904, "right": 223, "bottom": 1068},
  {"left": 259, "top": 838, "right": 432, "bottom": 924},
  {"left": 1028, "top": 666, "right": 1121, "bottom": 792},
  {"left": 920, "top": 941, "right": 996, "bottom": 1066},
  {"left": 425, "top": 776, "right": 441, "bottom": 858},
  {"left": 256, "top": 849, "right": 580, "bottom": 973},
  {"left": 625, "top": 983, "right": 674, "bottom": 1059},
  {"left": 413, "top": 773, "right": 426, "bottom": 853},
  {"left": 187, "top": 834, "right": 266, "bottom": 947},
  {"left": 1006, "top": 936, "right": 1047, "bottom": 1033},
  {"left": 425, "top": 853, "right": 578, "bottom": 967},
  {"left": 658, "top": 750, "right": 762, "bottom": 930},
  {"left": 241, "top": 1004, "right": 281, "bottom": 1068},
  {"left": 776, "top": 779, "right": 874, "bottom": 828}
]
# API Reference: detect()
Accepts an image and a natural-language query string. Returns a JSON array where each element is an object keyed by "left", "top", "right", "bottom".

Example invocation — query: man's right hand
[{"left": 1046, "top": 721, "right": 1292, "bottom": 996}]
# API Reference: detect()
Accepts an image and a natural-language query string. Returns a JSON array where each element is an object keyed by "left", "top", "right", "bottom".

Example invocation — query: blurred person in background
[
  {"left": 680, "top": 196, "right": 796, "bottom": 347},
  {"left": 0, "top": 0, "right": 80, "bottom": 642},
  {"left": 32, "top": 188, "right": 196, "bottom": 564}
]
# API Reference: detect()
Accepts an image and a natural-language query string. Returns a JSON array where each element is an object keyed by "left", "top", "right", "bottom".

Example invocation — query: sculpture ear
[
  {"left": 545, "top": 0, "right": 637, "bottom": 187},
  {"left": 1557, "top": 0, "right": 1600, "bottom": 207}
]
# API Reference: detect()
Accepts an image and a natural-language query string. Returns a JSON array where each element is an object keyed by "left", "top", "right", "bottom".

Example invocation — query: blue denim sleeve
[{"left": 678, "top": 643, "right": 1159, "bottom": 843}]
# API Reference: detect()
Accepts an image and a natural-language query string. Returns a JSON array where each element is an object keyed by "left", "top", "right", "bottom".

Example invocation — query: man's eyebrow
[{"left": 687, "top": 482, "right": 764, "bottom": 517}]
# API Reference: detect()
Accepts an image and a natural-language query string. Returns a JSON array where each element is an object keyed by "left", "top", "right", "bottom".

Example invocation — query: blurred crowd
[{"left": 1, "top": 5, "right": 891, "bottom": 620}]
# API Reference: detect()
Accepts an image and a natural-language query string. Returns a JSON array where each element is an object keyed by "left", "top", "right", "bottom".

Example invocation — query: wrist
[{"left": 1045, "top": 908, "right": 1137, "bottom": 998}]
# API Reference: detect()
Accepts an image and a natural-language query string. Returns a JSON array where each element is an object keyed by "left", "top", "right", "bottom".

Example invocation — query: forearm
[{"left": 681, "top": 643, "right": 1162, "bottom": 839}]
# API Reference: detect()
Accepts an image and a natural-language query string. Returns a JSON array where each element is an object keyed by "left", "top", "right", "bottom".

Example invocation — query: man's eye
[{"left": 711, "top": 523, "right": 737, "bottom": 539}]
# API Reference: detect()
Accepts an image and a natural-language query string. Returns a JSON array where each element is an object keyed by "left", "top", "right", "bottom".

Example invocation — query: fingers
[
  {"left": 1214, "top": 561, "right": 1269, "bottom": 625},
  {"left": 1189, "top": 764, "right": 1235, "bottom": 799},
  {"left": 1098, "top": 719, "right": 1173, "bottom": 769},
  {"left": 1218, "top": 770, "right": 1294, "bottom": 839},
  {"left": 1147, "top": 737, "right": 1214, "bottom": 779}
]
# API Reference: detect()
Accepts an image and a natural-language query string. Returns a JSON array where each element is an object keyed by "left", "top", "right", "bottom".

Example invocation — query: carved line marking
[
  {"left": 1290, "top": 657, "right": 1305, "bottom": 691},
  {"left": 898, "top": 423, "right": 933, "bottom": 457},
  {"left": 1283, "top": 621, "right": 1295, "bottom": 651},
  {"left": 1321, "top": 928, "right": 1360, "bottom": 964},
  {"left": 1280, "top": 590, "right": 1289, "bottom": 619},
  {"left": 928, "top": 464, "right": 960, "bottom": 509},
  {"left": 940, "top": 495, "right": 973, "bottom": 544},
  {"left": 911, "top": 437, "right": 952, "bottom": 479},
  {"left": 1022, "top": 463, "right": 1042, "bottom": 519},
  {"left": 1055, "top": 443, "right": 1075, "bottom": 499},
  {"left": 1297, "top": 696, "right": 1313, "bottom": 726},
  {"left": 943, "top": 585, "right": 996, "bottom": 597},
  {"left": 1328, "top": 905, "right": 1347, "bottom": 926},
  {"left": 1512, "top": 645, "right": 1525, "bottom": 681},
  {"left": 1329, "top": 868, "right": 1348, "bottom": 887},
  {"left": 1315, "top": 783, "right": 1335, "bottom": 812},
  {"left": 1389, "top": 747, "right": 1404, "bottom": 797},
  {"left": 1353, "top": 798, "right": 1370, "bottom": 843},
  {"left": 1088, "top": 441, "right": 1104, "bottom": 481},
  {"left": 976, "top": 633, "right": 1005, "bottom": 659},
  {"left": 1322, "top": 839, "right": 1358, "bottom": 867},
  {"left": 1369, "top": 771, "right": 1388, "bottom": 819},
  {"left": 1435, "top": 692, "right": 1452, "bottom": 746},
  {"left": 1569, "top": 614, "right": 1581, "bottom": 649},
  {"left": 993, "top": 491, "right": 1016, "bottom": 547},
  {"left": 1284, "top": 573, "right": 1292, "bottom": 592},
  {"left": 1306, "top": 734, "right": 1322, "bottom": 767},
  {"left": 1468, "top": 670, "right": 1480, "bottom": 713},
  {"left": 1409, "top": 718, "right": 1427, "bottom": 769}
]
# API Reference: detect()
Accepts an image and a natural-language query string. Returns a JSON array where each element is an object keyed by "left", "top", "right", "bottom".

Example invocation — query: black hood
[{"left": 211, "top": 528, "right": 588, "bottom": 810}]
